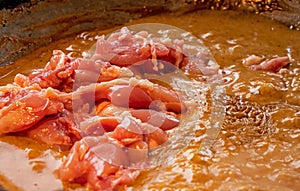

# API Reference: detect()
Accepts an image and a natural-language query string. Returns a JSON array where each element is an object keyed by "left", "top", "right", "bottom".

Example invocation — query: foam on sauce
[{"left": 0, "top": 10, "right": 299, "bottom": 190}]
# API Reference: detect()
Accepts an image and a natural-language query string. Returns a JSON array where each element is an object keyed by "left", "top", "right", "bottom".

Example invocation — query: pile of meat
[{"left": 0, "top": 27, "right": 219, "bottom": 190}]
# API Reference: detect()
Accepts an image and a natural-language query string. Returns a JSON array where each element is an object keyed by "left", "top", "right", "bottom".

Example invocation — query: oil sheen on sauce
[{"left": 0, "top": 10, "right": 300, "bottom": 191}]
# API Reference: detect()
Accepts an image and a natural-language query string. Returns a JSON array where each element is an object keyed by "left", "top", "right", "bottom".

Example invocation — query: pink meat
[
  {"left": 96, "top": 103, "right": 180, "bottom": 131},
  {"left": 108, "top": 85, "right": 153, "bottom": 109},
  {"left": 181, "top": 52, "right": 220, "bottom": 76},
  {"left": 79, "top": 116, "right": 120, "bottom": 136},
  {"left": 24, "top": 111, "right": 81, "bottom": 149},
  {"left": 58, "top": 136, "right": 141, "bottom": 191},
  {"left": 0, "top": 27, "right": 221, "bottom": 190},
  {"left": 28, "top": 50, "right": 77, "bottom": 90},
  {"left": 93, "top": 28, "right": 152, "bottom": 66},
  {"left": 109, "top": 116, "right": 168, "bottom": 150},
  {"left": 15, "top": 51, "right": 130, "bottom": 93},
  {"left": 58, "top": 115, "right": 171, "bottom": 190},
  {"left": 71, "top": 80, "right": 185, "bottom": 113},
  {"left": 142, "top": 123, "right": 168, "bottom": 149},
  {"left": 0, "top": 85, "right": 22, "bottom": 109},
  {"left": 92, "top": 27, "right": 220, "bottom": 76},
  {"left": 130, "top": 109, "right": 180, "bottom": 131},
  {"left": 0, "top": 83, "right": 42, "bottom": 109},
  {"left": 74, "top": 59, "right": 131, "bottom": 87},
  {"left": 108, "top": 117, "right": 144, "bottom": 146},
  {"left": 92, "top": 27, "right": 186, "bottom": 68},
  {"left": 0, "top": 92, "right": 64, "bottom": 135},
  {"left": 0, "top": 84, "right": 75, "bottom": 136},
  {"left": 249, "top": 56, "right": 290, "bottom": 73}
]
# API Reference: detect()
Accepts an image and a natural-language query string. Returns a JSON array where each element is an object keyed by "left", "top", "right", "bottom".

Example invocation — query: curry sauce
[{"left": 0, "top": 10, "right": 299, "bottom": 191}]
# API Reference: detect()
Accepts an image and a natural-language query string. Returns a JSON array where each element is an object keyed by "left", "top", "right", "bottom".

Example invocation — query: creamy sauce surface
[{"left": 0, "top": 10, "right": 300, "bottom": 191}]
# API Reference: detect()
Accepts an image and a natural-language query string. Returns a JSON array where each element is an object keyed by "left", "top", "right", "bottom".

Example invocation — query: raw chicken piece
[
  {"left": 0, "top": 90, "right": 64, "bottom": 135},
  {"left": 58, "top": 136, "right": 141, "bottom": 191},
  {"left": 24, "top": 110, "right": 81, "bottom": 149},
  {"left": 249, "top": 56, "right": 291, "bottom": 73},
  {"left": 71, "top": 78, "right": 186, "bottom": 114}
]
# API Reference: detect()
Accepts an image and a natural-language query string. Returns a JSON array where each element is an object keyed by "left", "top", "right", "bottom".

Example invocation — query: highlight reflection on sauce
[{"left": 0, "top": 138, "right": 62, "bottom": 191}]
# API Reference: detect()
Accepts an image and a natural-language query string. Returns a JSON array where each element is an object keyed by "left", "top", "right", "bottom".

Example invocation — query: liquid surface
[{"left": 0, "top": 10, "right": 300, "bottom": 191}]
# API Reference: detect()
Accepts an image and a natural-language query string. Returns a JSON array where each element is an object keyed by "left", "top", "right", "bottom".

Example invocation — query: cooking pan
[{"left": 0, "top": 0, "right": 299, "bottom": 190}]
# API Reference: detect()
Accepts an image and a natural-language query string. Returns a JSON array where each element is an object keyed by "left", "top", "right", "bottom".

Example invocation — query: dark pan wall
[{"left": 0, "top": 0, "right": 31, "bottom": 10}]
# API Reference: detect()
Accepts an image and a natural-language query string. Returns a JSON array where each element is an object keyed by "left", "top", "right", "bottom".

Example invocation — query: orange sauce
[{"left": 0, "top": 10, "right": 299, "bottom": 190}]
